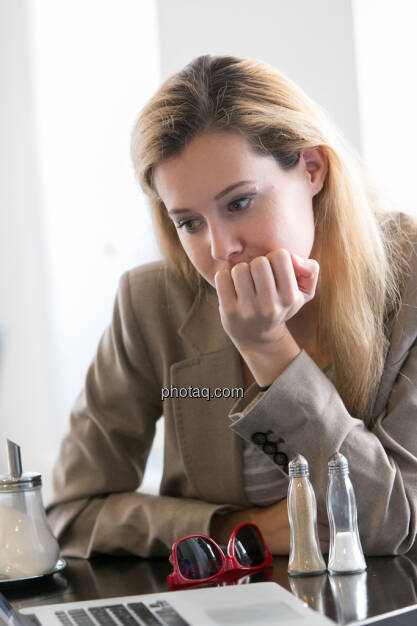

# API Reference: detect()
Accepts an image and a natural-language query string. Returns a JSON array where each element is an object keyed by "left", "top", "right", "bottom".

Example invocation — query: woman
[{"left": 47, "top": 54, "right": 417, "bottom": 558}]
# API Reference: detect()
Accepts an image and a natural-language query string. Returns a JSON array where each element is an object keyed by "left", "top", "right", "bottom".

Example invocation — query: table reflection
[
  {"left": 365, "top": 554, "right": 417, "bottom": 618},
  {"left": 329, "top": 572, "right": 367, "bottom": 624},
  {"left": 289, "top": 573, "right": 327, "bottom": 614},
  {"left": 5, "top": 552, "right": 417, "bottom": 625}
]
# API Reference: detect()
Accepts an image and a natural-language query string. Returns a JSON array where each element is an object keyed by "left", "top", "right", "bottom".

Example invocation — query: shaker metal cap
[
  {"left": 288, "top": 453, "right": 309, "bottom": 477},
  {"left": 328, "top": 452, "right": 349, "bottom": 475},
  {"left": 0, "top": 439, "right": 42, "bottom": 491}
]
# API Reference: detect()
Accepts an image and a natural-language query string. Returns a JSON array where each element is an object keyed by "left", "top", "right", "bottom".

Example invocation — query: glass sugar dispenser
[
  {"left": 327, "top": 452, "right": 366, "bottom": 575},
  {"left": 0, "top": 439, "right": 60, "bottom": 580},
  {"left": 287, "top": 454, "right": 326, "bottom": 577}
]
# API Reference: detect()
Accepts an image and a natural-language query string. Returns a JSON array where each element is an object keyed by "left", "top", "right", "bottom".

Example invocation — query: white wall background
[
  {"left": 0, "top": 0, "right": 58, "bottom": 487},
  {"left": 353, "top": 0, "right": 417, "bottom": 215},
  {"left": 0, "top": 0, "right": 162, "bottom": 501},
  {"left": 156, "top": 0, "right": 362, "bottom": 150},
  {"left": 27, "top": 0, "right": 162, "bottom": 439},
  {"left": 1, "top": 0, "right": 415, "bottom": 505}
]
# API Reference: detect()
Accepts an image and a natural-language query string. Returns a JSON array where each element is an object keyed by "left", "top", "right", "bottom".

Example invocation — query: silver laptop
[{"left": 19, "top": 582, "right": 335, "bottom": 626}]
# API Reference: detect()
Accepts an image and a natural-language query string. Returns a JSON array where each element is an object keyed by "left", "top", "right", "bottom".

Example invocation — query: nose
[{"left": 209, "top": 221, "right": 244, "bottom": 263}]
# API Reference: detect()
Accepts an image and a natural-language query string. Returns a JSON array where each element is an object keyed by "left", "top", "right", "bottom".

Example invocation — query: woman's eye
[
  {"left": 176, "top": 218, "right": 201, "bottom": 233},
  {"left": 228, "top": 197, "right": 251, "bottom": 212}
]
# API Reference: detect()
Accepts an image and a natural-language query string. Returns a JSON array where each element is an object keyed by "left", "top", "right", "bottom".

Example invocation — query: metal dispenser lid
[
  {"left": 328, "top": 451, "right": 349, "bottom": 475},
  {"left": 288, "top": 453, "right": 310, "bottom": 477},
  {"left": 0, "top": 440, "right": 41, "bottom": 491}
]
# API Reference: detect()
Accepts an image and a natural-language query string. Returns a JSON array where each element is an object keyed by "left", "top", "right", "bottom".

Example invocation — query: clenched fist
[{"left": 214, "top": 248, "right": 319, "bottom": 355}]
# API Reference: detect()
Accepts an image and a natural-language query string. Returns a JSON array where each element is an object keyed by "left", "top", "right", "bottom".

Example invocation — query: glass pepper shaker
[
  {"left": 287, "top": 454, "right": 326, "bottom": 577},
  {"left": 0, "top": 440, "right": 60, "bottom": 579},
  {"left": 327, "top": 452, "right": 366, "bottom": 575}
]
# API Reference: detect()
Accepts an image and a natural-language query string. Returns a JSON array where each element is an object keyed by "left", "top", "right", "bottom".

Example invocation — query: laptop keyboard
[{"left": 53, "top": 601, "right": 190, "bottom": 626}]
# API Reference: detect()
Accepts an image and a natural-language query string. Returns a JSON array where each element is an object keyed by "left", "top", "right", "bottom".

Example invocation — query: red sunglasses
[{"left": 167, "top": 523, "right": 273, "bottom": 587}]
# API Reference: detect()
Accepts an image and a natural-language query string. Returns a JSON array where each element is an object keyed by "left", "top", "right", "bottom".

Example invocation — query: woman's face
[{"left": 153, "top": 131, "right": 327, "bottom": 288}]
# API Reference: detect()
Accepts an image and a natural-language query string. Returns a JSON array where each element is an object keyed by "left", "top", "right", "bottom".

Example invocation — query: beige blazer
[{"left": 47, "top": 238, "right": 417, "bottom": 558}]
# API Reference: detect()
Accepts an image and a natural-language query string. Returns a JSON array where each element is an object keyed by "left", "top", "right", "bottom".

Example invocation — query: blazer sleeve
[
  {"left": 229, "top": 344, "right": 417, "bottom": 556},
  {"left": 46, "top": 271, "right": 229, "bottom": 558}
]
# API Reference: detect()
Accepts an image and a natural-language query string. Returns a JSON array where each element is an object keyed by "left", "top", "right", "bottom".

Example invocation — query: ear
[{"left": 300, "top": 146, "right": 328, "bottom": 197}]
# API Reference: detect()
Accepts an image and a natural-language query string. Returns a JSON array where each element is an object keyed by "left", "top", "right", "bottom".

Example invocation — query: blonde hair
[{"left": 131, "top": 54, "right": 416, "bottom": 418}]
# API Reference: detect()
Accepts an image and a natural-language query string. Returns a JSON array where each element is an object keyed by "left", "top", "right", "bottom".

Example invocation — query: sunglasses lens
[
  {"left": 177, "top": 537, "right": 223, "bottom": 580},
  {"left": 234, "top": 525, "right": 266, "bottom": 567}
]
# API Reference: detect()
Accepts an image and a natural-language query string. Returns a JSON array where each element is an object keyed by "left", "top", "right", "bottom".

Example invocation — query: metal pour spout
[{"left": 7, "top": 439, "right": 22, "bottom": 479}]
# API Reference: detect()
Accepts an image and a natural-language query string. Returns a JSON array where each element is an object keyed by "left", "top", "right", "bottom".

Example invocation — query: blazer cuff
[
  {"left": 227, "top": 350, "right": 360, "bottom": 486},
  {"left": 228, "top": 349, "right": 308, "bottom": 419}
]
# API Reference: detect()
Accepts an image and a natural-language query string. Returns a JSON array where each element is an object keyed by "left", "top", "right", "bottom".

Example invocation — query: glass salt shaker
[
  {"left": 327, "top": 452, "right": 366, "bottom": 575},
  {"left": 0, "top": 440, "right": 60, "bottom": 579},
  {"left": 287, "top": 454, "right": 326, "bottom": 577}
]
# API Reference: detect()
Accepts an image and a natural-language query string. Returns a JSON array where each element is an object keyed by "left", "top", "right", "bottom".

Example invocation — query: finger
[
  {"left": 290, "top": 253, "right": 315, "bottom": 276},
  {"left": 266, "top": 248, "right": 299, "bottom": 307},
  {"left": 290, "top": 253, "right": 320, "bottom": 296},
  {"left": 214, "top": 269, "right": 236, "bottom": 313},
  {"left": 249, "top": 256, "right": 277, "bottom": 310},
  {"left": 230, "top": 262, "right": 256, "bottom": 304}
]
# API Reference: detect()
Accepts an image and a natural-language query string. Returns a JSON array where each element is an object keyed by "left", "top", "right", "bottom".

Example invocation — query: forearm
[{"left": 48, "top": 491, "right": 234, "bottom": 559}]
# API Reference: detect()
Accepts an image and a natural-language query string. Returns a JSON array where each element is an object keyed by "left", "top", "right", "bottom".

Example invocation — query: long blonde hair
[{"left": 131, "top": 54, "right": 416, "bottom": 418}]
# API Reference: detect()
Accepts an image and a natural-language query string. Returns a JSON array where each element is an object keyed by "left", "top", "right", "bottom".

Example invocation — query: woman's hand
[
  {"left": 214, "top": 249, "right": 319, "bottom": 386},
  {"left": 210, "top": 498, "right": 329, "bottom": 555},
  {"left": 215, "top": 248, "right": 319, "bottom": 351}
]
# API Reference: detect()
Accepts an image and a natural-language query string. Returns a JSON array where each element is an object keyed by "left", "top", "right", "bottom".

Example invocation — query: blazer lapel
[{"left": 170, "top": 285, "right": 250, "bottom": 506}]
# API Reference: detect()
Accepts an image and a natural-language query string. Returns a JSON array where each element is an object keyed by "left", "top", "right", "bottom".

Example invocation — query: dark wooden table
[{"left": 2, "top": 554, "right": 417, "bottom": 624}]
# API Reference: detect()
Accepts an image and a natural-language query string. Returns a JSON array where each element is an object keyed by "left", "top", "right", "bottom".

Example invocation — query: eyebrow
[{"left": 168, "top": 180, "right": 256, "bottom": 214}]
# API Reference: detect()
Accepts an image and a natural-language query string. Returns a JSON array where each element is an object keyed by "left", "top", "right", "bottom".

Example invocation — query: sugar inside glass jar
[{"left": 0, "top": 440, "right": 60, "bottom": 579}]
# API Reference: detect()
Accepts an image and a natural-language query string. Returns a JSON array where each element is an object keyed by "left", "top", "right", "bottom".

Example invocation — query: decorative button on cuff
[
  {"left": 251, "top": 431, "right": 288, "bottom": 470},
  {"left": 252, "top": 432, "right": 267, "bottom": 445},
  {"left": 274, "top": 451, "right": 288, "bottom": 466}
]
